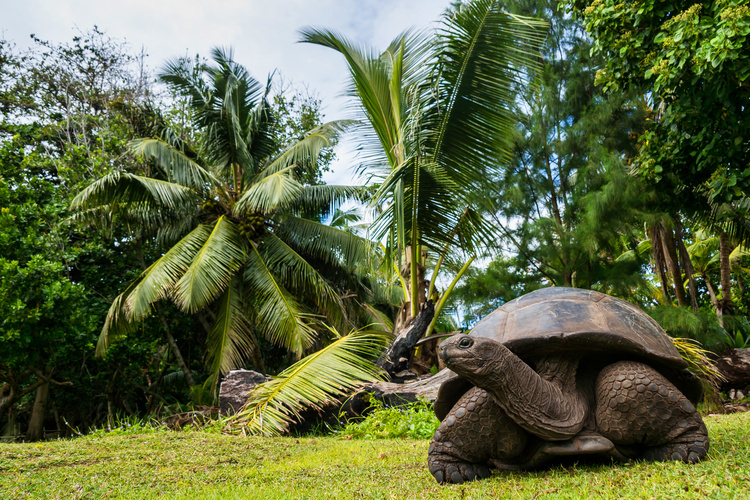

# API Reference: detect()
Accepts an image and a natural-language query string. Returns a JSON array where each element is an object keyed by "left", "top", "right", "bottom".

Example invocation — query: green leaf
[
  {"left": 234, "top": 166, "right": 303, "bottom": 215},
  {"left": 205, "top": 274, "right": 256, "bottom": 379},
  {"left": 174, "top": 217, "right": 247, "bottom": 313},
  {"left": 245, "top": 242, "right": 316, "bottom": 356},
  {"left": 130, "top": 138, "right": 220, "bottom": 189},
  {"left": 127, "top": 224, "right": 214, "bottom": 319},
  {"left": 227, "top": 328, "right": 388, "bottom": 436}
]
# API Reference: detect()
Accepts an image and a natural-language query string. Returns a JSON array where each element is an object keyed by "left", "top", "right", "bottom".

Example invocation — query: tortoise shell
[{"left": 434, "top": 287, "right": 703, "bottom": 420}]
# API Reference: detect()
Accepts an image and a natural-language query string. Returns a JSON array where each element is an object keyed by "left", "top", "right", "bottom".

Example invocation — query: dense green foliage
[
  {"left": 0, "top": 31, "right": 181, "bottom": 440},
  {"left": 565, "top": 0, "right": 750, "bottom": 217},
  {"left": 3, "top": 0, "right": 750, "bottom": 442},
  {"left": 336, "top": 397, "right": 439, "bottom": 440},
  {"left": 491, "top": 0, "right": 648, "bottom": 292}
]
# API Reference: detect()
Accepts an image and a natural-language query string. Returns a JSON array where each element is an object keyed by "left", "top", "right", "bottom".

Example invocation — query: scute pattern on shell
[
  {"left": 471, "top": 287, "right": 684, "bottom": 366},
  {"left": 436, "top": 287, "right": 703, "bottom": 418}
]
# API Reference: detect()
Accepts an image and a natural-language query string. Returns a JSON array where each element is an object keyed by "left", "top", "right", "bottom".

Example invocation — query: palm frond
[
  {"left": 96, "top": 283, "right": 139, "bottom": 357},
  {"left": 427, "top": 2, "right": 546, "bottom": 175},
  {"left": 233, "top": 166, "right": 303, "bottom": 215},
  {"left": 174, "top": 217, "right": 247, "bottom": 313},
  {"left": 289, "top": 184, "right": 365, "bottom": 218},
  {"left": 259, "top": 120, "right": 355, "bottom": 177},
  {"left": 671, "top": 337, "right": 723, "bottom": 398},
  {"left": 130, "top": 138, "right": 219, "bottom": 189},
  {"left": 227, "top": 328, "right": 388, "bottom": 436},
  {"left": 127, "top": 224, "right": 214, "bottom": 319},
  {"left": 245, "top": 242, "right": 316, "bottom": 355},
  {"left": 160, "top": 56, "right": 211, "bottom": 111},
  {"left": 70, "top": 171, "right": 197, "bottom": 211},
  {"left": 205, "top": 274, "right": 255, "bottom": 379},
  {"left": 273, "top": 215, "right": 371, "bottom": 268},
  {"left": 361, "top": 304, "right": 394, "bottom": 334},
  {"left": 259, "top": 233, "right": 345, "bottom": 326},
  {"left": 299, "top": 28, "right": 409, "bottom": 169}
]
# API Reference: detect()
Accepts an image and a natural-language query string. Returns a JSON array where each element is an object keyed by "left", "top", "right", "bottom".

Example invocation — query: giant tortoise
[{"left": 428, "top": 287, "right": 708, "bottom": 484}]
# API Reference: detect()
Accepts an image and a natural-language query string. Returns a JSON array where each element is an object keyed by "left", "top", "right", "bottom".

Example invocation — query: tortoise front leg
[{"left": 428, "top": 386, "right": 527, "bottom": 484}]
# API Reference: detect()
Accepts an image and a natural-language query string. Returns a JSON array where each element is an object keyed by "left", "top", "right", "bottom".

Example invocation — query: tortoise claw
[{"left": 429, "top": 459, "right": 491, "bottom": 484}]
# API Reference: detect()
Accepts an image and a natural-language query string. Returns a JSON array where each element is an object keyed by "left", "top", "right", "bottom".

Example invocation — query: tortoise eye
[{"left": 458, "top": 337, "right": 473, "bottom": 349}]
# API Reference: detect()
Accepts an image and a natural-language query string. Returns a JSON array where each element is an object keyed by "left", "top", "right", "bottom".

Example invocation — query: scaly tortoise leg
[
  {"left": 428, "top": 386, "right": 527, "bottom": 484},
  {"left": 595, "top": 360, "right": 709, "bottom": 463}
]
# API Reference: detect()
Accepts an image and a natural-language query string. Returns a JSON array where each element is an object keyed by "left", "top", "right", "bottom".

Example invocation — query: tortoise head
[{"left": 439, "top": 334, "right": 506, "bottom": 381}]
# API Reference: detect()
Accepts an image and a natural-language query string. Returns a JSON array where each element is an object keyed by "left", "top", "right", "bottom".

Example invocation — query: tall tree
[
  {"left": 301, "top": 0, "right": 546, "bottom": 374},
  {"left": 489, "top": 0, "right": 648, "bottom": 298},
  {"left": 565, "top": 0, "right": 750, "bottom": 209},
  {"left": 71, "top": 48, "right": 370, "bottom": 387},
  {"left": 565, "top": 0, "right": 750, "bottom": 315},
  {"left": 0, "top": 30, "right": 164, "bottom": 439}
]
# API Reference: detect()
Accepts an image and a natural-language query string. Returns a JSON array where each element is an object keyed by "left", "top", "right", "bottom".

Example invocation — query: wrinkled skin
[{"left": 428, "top": 335, "right": 709, "bottom": 484}]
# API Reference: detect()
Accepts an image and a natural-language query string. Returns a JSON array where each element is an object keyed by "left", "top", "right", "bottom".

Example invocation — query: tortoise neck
[{"left": 531, "top": 354, "right": 581, "bottom": 386}]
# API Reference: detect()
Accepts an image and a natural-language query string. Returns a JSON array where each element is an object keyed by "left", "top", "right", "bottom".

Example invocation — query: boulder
[
  {"left": 218, "top": 369, "right": 269, "bottom": 416},
  {"left": 714, "top": 348, "right": 750, "bottom": 394}
]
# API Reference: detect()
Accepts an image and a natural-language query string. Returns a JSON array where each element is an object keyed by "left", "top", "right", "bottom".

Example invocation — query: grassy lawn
[{"left": 1, "top": 412, "right": 749, "bottom": 499}]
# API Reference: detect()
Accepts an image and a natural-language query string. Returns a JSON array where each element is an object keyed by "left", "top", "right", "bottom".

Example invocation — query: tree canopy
[{"left": 564, "top": 0, "right": 750, "bottom": 216}]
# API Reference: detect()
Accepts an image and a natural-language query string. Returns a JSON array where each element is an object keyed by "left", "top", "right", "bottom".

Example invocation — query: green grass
[{"left": 1, "top": 413, "right": 749, "bottom": 499}]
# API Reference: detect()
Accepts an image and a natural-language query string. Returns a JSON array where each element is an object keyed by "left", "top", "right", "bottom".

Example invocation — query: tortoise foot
[
  {"left": 428, "top": 386, "right": 527, "bottom": 484},
  {"left": 642, "top": 429, "right": 709, "bottom": 463},
  {"left": 428, "top": 457, "right": 491, "bottom": 484}
]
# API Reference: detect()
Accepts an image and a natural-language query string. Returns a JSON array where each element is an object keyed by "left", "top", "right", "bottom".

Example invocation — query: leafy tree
[
  {"left": 564, "top": 0, "right": 750, "bottom": 316},
  {"left": 486, "top": 0, "right": 649, "bottom": 303},
  {"left": 269, "top": 82, "right": 336, "bottom": 186},
  {"left": 301, "top": 0, "right": 546, "bottom": 367},
  {"left": 71, "top": 48, "right": 372, "bottom": 391},
  {"left": 565, "top": 0, "right": 750, "bottom": 209},
  {"left": 0, "top": 30, "right": 167, "bottom": 439}
]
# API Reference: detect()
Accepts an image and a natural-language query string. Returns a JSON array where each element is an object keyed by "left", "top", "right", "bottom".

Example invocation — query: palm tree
[
  {"left": 687, "top": 229, "right": 750, "bottom": 325},
  {"left": 300, "top": 0, "right": 546, "bottom": 359},
  {"left": 71, "top": 48, "right": 373, "bottom": 388}
]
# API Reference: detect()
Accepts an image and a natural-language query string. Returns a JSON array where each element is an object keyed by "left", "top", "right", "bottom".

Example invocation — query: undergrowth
[{"left": 334, "top": 397, "right": 440, "bottom": 439}]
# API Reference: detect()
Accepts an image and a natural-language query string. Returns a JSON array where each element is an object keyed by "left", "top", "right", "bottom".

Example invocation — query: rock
[
  {"left": 714, "top": 348, "right": 750, "bottom": 392},
  {"left": 218, "top": 369, "right": 269, "bottom": 416},
  {"left": 723, "top": 402, "right": 750, "bottom": 413}
]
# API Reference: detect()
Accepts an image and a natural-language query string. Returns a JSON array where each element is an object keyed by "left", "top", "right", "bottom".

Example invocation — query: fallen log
[{"left": 714, "top": 348, "right": 750, "bottom": 395}]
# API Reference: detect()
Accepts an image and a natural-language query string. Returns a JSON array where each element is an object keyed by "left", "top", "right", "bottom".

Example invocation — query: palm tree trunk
[
  {"left": 395, "top": 246, "right": 428, "bottom": 335},
  {"left": 702, "top": 272, "right": 722, "bottom": 325},
  {"left": 718, "top": 231, "right": 734, "bottom": 318},
  {"left": 648, "top": 224, "right": 672, "bottom": 303},
  {"left": 675, "top": 220, "right": 699, "bottom": 311},
  {"left": 661, "top": 223, "right": 688, "bottom": 307}
]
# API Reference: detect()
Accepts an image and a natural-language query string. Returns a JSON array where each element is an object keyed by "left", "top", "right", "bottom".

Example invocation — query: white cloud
[{"left": 2, "top": 0, "right": 452, "bottom": 184}]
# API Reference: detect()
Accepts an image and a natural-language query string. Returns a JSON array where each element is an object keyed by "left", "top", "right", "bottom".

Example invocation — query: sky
[{"left": 2, "top": 0, "right": 453, "bottom": 183}]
